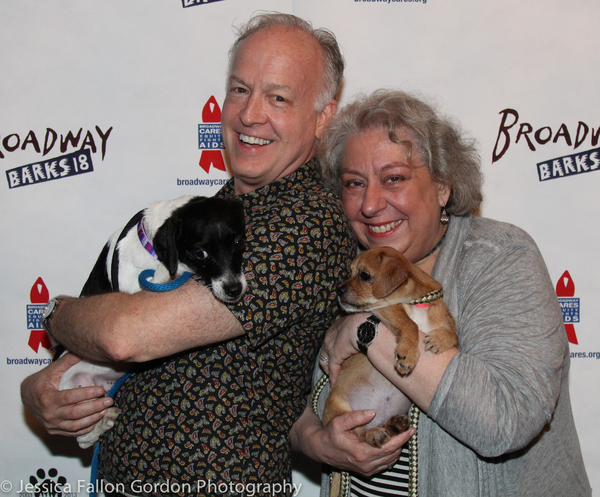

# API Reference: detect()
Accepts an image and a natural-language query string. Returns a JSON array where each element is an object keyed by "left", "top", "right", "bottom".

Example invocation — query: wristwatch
[
  {"left": 41, "top": 298, "right": 64, "bottom": 339},
  {"left": 356, "top": 315, "right": 381, "bottom": 354}
]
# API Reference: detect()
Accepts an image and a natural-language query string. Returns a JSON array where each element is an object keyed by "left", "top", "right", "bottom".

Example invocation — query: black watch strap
[
  {"left": 41, "top": 298, "right": 64, "bottom": 339},
  {"left": 356, "top": 315, "right": 381, "bottom": 354}
]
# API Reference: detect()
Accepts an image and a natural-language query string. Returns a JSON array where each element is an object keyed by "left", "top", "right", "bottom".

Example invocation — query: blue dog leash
[
  {"left": 89, "top": 271, "right": 192, "bottom": 495},
  {"left": 138, "top": 269, "right": 193, "bottom": 291},
  {"left": 89, "top": 370, "right": 133, "bottom": 497}
]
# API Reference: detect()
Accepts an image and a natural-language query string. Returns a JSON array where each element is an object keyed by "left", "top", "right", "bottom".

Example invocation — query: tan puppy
[{"left": 323, "top": 246, "right": 457, "bottom": 450}]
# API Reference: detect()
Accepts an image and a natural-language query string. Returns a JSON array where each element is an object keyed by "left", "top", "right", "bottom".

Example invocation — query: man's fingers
[
  {"left": 60, "top": 385, "right": 109, "bottom": 407},
  {"left": 50, "top": 352, "right": 83, "bottom": 375},
  {"left": 48, "top": 395, "right": 114, "bottom": 436},
  {"left": 58, "top": 403, "right": 111, "bottom": 431}
]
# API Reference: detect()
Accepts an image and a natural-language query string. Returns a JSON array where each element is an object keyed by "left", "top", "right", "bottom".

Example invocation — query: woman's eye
[
  {"left": 386, "top": 175, "right": 405, "bottom": 184},
  {"left": 343, "top": 180, "right": 363, "bottom": 189}
]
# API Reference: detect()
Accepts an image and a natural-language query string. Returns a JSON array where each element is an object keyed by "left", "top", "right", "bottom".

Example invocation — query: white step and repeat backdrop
[{"left": 2, "top": 1, "right": 599, "bottom": 495}]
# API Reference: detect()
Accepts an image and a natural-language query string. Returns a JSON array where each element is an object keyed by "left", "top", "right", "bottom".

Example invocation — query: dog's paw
[
  {"left": 424, "top": 327, "right": 458, "bottom": 354},
  {"left": 395, "top": 350, "right": 419, "bottom": 375},
  {"left": 362, "top": 427, "right": 391, "bottom": 448},
  {"left": 76, "top": 407, "right": 122, "bottom": 449},
  {"left": 101, "top": 407, "right": 122, "bottom": 427},
  {"left": 77, "top": 431, "right": 99, "bottom": 449},
  {"left": 386, "top": 414, "right": 410, "bottom": 435}
]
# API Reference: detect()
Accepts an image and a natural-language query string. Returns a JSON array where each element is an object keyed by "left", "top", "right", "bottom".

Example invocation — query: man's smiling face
[{"left": 222, "top": 26, "right": 335, "bottom": 195}]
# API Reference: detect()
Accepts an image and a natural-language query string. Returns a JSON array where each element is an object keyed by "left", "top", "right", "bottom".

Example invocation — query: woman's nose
[{"left": 361, "top": 183, "right": 387, "bottom": 217}]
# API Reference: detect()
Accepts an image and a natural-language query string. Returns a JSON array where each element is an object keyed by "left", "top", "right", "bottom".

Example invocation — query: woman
[{"left": 290, "top": 89, "right": 591, "bottom": 497}]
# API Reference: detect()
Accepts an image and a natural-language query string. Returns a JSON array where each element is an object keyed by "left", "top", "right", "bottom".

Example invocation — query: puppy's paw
[
  {"left": 395, "top": 349, "right": 419, "bottom": 375},
  {"left": 361, "top": 427, "right": 391, "bottom": 448},
  {"left": 76, "top": 407, "right": 122, "bottom": 449},
  {"left": 100, "top": 407, "right": 122, "bottom": 428},
  {"left": 386, "top": 414, "right": 410, "bottom": 435},
  {"left": 424, "top": 327, "right": 458, "bottom": 354}
]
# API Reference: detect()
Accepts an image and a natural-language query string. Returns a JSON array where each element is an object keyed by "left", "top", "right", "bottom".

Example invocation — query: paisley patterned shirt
[{"left": 99, "top": 161, "right": 356, "bottom": 496}]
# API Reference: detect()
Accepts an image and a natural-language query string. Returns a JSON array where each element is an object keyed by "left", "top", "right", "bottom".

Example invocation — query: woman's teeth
[
  {"left": 368, "top": 220, "right": 400, "bottom": 234},
  {"left": 240, "top": 133, "right": 272, "bottom": 145}
]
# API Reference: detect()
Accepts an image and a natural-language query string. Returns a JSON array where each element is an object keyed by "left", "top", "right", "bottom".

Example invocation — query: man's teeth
[
  {"left": 369, "top": 221, "right": 400, "bottom": 234},
  {"left": 240, "top": 133, "right": 272, "bottom": 145}
]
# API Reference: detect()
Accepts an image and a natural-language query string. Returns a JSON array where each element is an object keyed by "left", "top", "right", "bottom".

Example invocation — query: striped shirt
[{"left": 350, "top": 444, "right": 410, "bottom": 497}]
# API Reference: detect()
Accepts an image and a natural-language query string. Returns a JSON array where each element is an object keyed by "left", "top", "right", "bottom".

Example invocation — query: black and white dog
[{"left": 57, "top": 194, "right": 247, "bottom": 448}]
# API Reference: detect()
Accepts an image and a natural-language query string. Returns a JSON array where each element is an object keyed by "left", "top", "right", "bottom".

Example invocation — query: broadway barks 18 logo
[
  {"left": 3, "top": 125, "right": 112, "bottom": 189},
  {"left": 182, "top": 0, "right": 224, "bottom": 6},
  {"left": 491, "top": 109, "right": 600, "bottom": 182}
]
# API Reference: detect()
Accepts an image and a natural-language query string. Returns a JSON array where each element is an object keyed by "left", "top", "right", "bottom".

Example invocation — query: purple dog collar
[{"left": 137, "top": 217, "right": 160, "bottom": 261}]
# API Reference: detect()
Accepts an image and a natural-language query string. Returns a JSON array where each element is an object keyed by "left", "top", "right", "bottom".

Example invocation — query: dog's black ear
[
  {"left": 372, "top": 254, "right": 409, "bottom": 299},
  {"left": 153, "top": 217, "right": 181, "bottom": 278}
]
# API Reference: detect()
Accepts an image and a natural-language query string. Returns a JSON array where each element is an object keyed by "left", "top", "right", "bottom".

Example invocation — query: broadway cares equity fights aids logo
[
  {"left": 27, "top": 278, "right": 52, "bottom": 353},
  {"left": 178, "top": 97, "right": 228, "bottom": 188},
  {"left": 556, "top": 272, "right": 600, "bottom": 360},
  {"left": 198, "top": 96, "right": 226, "bottom": 174},
  {"left": 7, "top": 278, "right": 53, "bottom": 366},
  {"left": 556, "top": 271, "right": 579, "bottom": 345},
  {"left": 492, "top": 109, "right": 600, "bottom": 182}
]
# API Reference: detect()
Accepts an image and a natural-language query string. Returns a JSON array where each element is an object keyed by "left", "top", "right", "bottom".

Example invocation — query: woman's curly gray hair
[{"left": 319, "top": 89, "right": 483, "bottom": 215}]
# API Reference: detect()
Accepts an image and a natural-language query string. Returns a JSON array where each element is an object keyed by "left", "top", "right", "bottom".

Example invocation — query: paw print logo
[{"left": 29, "top": 468, "right": 67, "bottom": 497}]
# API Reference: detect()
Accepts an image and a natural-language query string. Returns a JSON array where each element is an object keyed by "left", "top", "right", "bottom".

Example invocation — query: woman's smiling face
[{"left": 341, "top": 127, "right": 451, "bottom": 263}]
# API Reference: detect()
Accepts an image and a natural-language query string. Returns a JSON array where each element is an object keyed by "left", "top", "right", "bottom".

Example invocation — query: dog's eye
[
  {"left": 234, "top": 236, "right": 247, "bottom": 251},
  {"left": 195, "top": 249, "right": 208, "bottom": 260},
  {"left": 358, "top": 271, "right": 372, "bottom": 283}
]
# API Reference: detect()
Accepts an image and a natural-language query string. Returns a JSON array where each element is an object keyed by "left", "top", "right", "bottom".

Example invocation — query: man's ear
[{"left": 315, "top": 98, "right": 338, "bottom": 139}]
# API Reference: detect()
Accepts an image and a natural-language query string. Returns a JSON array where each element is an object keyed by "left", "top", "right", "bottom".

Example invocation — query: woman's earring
[{"left": 440, "top": 207, "right": 450, "bottom": 225}]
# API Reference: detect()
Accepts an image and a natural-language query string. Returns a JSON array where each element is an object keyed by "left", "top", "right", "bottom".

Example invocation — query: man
[{"left": 21, "top": 13, "right": 355, "bottom": 496}]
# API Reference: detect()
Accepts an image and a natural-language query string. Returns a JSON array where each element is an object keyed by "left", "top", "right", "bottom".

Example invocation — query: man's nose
[{"left": 240, "top": 94, "right": 267, "bottom": 127}]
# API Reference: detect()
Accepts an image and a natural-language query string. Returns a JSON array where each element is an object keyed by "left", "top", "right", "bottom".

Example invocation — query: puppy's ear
[
  {"left": 372, "top": 254, "right": 409, "bottom": 299},
  {"left": 153, "top": 217, "right": 181, "bottom": 278}
]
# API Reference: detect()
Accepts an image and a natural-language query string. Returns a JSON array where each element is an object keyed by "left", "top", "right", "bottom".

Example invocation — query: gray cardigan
[{"left": 315, "top": 215, "right": 591, "bottom": 497}]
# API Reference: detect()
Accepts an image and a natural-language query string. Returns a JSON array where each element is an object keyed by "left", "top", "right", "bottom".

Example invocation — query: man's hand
[{"left": 20, "top": 353, "right": 114, "bottom": 437}]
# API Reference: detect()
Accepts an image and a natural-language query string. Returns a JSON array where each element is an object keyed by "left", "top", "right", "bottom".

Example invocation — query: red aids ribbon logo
[
  {"left": 28, "top": 277, "right": 53, "bottom": 353},
  {"left": 556, "top": 271, "right": 579, "bottom": 345},
  {"left": 198, "top": 96, "right": 226, "bottom": 174}
]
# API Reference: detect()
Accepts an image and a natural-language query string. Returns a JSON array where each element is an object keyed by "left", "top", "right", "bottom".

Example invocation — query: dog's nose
[
  {"left": 338, "top": 285, "right": 348, "bottom": 296},
  {"left": 224, "top": 281, "right": 244, "bottom": 299}
]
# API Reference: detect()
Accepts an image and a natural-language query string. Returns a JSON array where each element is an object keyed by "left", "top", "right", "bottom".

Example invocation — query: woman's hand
[
  {"left": 291, "top": 404, "right": 414, "bottom": 476},
  {"left": 319, "top": 312, "right": 369, "bottom": 384},
  {"left": 20, "top": 353, "right": 114, "bottom": 437}
]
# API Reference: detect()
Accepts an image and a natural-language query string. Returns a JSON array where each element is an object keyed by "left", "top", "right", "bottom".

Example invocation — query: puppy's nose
[
  {"left": 224, "top": 281, "right": 244, "bottom": 299},
  {"left": 338, "top": 285, "right": 348, "bottom": 297}
]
